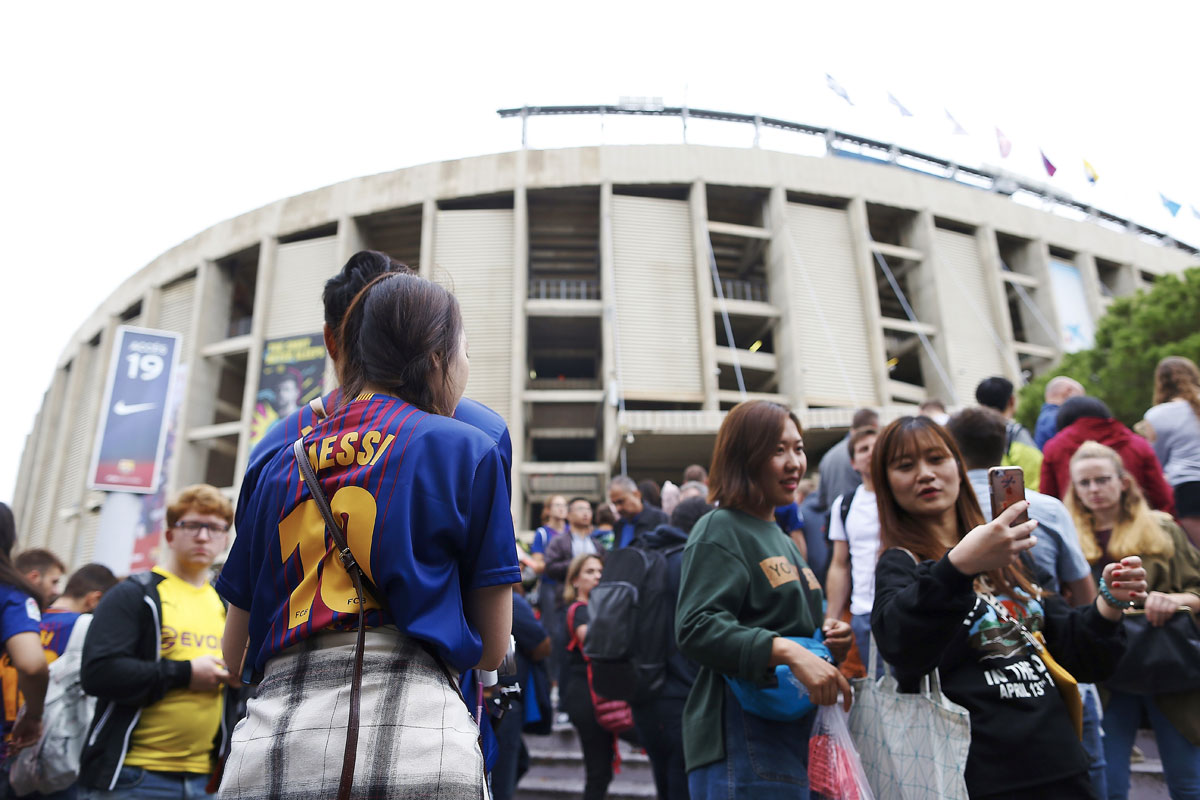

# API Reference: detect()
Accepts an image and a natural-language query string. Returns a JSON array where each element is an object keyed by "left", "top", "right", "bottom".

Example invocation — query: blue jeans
[
  {"left": 1103, "top": 689, "right": 1200, "bottom": 800},
  {"left": 687, "top": 687, "right": 813, "bottom": 800},
  {"left": 633, "top": 696, "right": 688, "bottom": 800},
  {"left": 85, "top": 767, "right": 211, "bottom": 799},
  {"left": 1080, "top": 685, "right": 1107, "bottom": 800}
]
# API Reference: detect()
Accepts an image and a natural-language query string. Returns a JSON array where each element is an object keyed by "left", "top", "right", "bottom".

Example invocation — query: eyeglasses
[
  {"left": 173, "top": 520, "right": 230, "bottom": 536},
  {"left": 1074, "top": 475, "right": 1117, "bottom": 490}
]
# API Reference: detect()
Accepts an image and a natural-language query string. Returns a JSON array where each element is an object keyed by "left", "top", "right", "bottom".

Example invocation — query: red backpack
[{"left": 567, "top": 601, "right": 634, "bottom": 734}]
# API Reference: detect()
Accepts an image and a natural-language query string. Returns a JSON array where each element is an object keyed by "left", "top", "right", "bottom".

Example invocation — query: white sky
[{"left": 2, "top": 1, "right": 1198, "bottom": 504}]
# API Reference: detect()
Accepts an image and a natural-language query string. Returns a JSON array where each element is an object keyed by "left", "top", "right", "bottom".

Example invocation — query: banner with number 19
[{"left": 88, "top": 326, "right": 181, "bottom": 493}]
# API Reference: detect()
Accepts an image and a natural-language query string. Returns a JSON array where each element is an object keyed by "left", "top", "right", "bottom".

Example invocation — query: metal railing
[
  {"left": 718, "top": 278, "right": 768, "bottom": 303},
  {"left": 527, "top": 279, "right": 600, "bottom": 300}
]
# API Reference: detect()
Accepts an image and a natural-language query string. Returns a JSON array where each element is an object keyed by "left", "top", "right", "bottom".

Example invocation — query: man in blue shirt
[
  {"left": 1035, "top": 376, "right": 1085, "bottom": 450},
  {"left": 607, "top": 476, "right": 667, "bottom": 549}
]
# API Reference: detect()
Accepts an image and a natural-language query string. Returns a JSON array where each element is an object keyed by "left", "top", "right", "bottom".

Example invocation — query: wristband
[{"left": 1099, "top": 577, "right": 1133, "bottom": 610}]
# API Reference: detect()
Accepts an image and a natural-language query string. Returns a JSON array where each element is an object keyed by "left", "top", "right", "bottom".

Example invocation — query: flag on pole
[
  {"left": 1040, "top": 150, "right": 1057, "bottom": 177},
  {"left": 1083, "top": 160, "right": 1099, "bottom": 184},
  {"left": 887, "top": 92, "right": 913, "bottom": 117},
  {"left": 995, "top": 128, "right": 1012, "bottom": 158},
  {"left": 1161, "top": 193, "right": 1181, "bottom": 217},
  {"left": 946, "top": 109, "right": 968, "bottom": 135},
  {"left": 826, "top": 74, "right": 853, "bottom": 106}
]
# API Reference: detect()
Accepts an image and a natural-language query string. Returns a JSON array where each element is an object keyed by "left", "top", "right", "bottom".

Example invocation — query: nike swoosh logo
[{"left": 113, "top": 401, "right": 157, "bottom": 416}]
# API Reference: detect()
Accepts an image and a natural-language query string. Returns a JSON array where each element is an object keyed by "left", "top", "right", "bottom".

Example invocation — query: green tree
[{"left": 1016, "top": 266, "right": 1200, "bottom": 429}]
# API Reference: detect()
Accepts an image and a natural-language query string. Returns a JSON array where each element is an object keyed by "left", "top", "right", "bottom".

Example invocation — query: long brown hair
[
  {"left": 0, "top": 503, "right": 49, "bottom": 610},
  {"left": 871, "top": 416, "right": 1037, "bottom": 598},
  {"left": 1153, "top": 356, "right": 1200, "bottom": 421},
  {"left": 336, "top": 273, "right": 464, "bottom": 416},
  {"left": 1064, "top": 441, "right": 1173, "bottom": 563},
  {"left": 708, "top": 400, "right": 802, "bottom": 511}
]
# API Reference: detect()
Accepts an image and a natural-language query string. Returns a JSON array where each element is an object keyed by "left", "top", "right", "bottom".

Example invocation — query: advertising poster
[
  {"left": 1049, "top": 260, "right": 1096, "bottom": 353},
  {"left": 88, "top": 326, "right": 181, "bottom": 493},
  {"left": 250, "top": 333, "right": 326, "bottom": 447},
  {"left": 129, "top": 364, "right": 188, "bottom": 573}
]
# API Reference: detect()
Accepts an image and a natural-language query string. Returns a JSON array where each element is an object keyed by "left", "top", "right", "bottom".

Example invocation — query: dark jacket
[
  {"left": 872, "top": 549, "right": 1124, "bottom": 795},
  {"left": 543, "top": 530, "right": 607, "bottom": 584},
  {"left": 1035, "top": 403, "right": 1060, "bottom": 450},
  {"left": 639, "top": 524, "right": 698, "bottom": 698},
  {"left": 1040, "top": 416, "right": 1174, "bottom": 513},
  {"left": 79, "top": 572, "right": 238, "bottom": 790},
  {"left": 616, "top": 505, "right": 668, "bottom": 549}
]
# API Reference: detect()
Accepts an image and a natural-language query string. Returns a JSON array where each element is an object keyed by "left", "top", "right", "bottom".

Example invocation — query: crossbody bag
[{"left": 975, "top": 584, "right": 1082, "bottom": 739}]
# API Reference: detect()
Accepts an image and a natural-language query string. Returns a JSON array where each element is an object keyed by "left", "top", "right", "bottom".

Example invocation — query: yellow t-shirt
[{"left": 124, "top": 567, "right": 226, "bottom": 774}]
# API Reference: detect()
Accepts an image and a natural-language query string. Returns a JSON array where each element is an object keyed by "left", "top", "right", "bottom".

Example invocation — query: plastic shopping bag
[{"left": 808, "top": 703, "right": 875, "bottom": 800}]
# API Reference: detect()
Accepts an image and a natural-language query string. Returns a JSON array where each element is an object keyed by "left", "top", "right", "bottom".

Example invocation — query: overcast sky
[{"left": 2, "top": 1, "right": 1198, "bottom": 504}]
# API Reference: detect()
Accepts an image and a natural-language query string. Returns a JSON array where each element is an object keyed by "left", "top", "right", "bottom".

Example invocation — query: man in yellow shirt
[{"left": 80, "top": 485, "right": 235, "bottom": 798}]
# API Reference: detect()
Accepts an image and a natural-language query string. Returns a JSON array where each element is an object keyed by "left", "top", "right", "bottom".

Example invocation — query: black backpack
[{"left": 582, "top": 543, "right": 685, "bottom": 704}]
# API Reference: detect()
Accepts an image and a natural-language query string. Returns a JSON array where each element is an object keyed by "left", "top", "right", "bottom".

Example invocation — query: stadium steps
[
  {"left": 1131, "top": 727, "right": 1168, "bottom": 799},
  {"left": 515, "top": 720, "right": 656, "bottom": 799}
]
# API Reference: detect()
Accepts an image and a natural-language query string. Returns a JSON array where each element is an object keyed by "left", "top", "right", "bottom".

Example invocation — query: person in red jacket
[{"left": 1041, "top": 396, "right": 1174, "bottom": 513}]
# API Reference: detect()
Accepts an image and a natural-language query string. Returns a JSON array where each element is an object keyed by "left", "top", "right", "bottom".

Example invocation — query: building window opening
[
  {"left": 203, "top": 434, "right": 239, "bottom": 490},
  {"left": 359, "top": 205, "right": 423, "bottom": 269},
  {"left": 528, "top": 188, "right": 601, "bottom": 300},
  {"left": 885, "top": 331, "right": 928, "bottom": 394},
  {"left": 218, "top": 247, "right": 259, "bottom": 339},
  {"left": 527, "top": 317, "right": 601, "bottom": 389},
  {"left": 531, "top": 438, "right": 598, "bottom": 462},
  {"left": 1095, "top": 258, "right": 1124, "bottom": 298},
  {"left": 212, "top": 352, "right": 248, "bottom": 426}
]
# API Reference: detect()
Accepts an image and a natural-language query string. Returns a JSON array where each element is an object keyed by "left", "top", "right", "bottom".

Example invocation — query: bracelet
[{"left": 1099, "top": 577, "right": 1134, "bottom": 610}]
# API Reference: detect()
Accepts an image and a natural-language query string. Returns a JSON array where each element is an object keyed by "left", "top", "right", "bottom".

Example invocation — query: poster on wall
[
  {"left": 249, "top": 333, "right": 327, "bottom": 447},
  {"left": 88, "top": 326, "right": 181, "bottom": 493},
  {"left": 1048, "top": 260, "right": 1096, "bottom": 353},
  {"left": 129, "top": 364, "right": 188, "bottom": 573}
]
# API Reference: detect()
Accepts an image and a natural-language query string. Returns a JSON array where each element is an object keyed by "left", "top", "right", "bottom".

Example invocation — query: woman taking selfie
[
  {"left": 871, "top": 416, "right": 1144, "bottom": 800},
  {"left": 1065, "top": 440, "right": 1200, "bottom": 799},
  {"left": 217, "top": 273, "right": 518, "bottom": 799},
  {"left": 676, "top": 400, "right": 853, "bottom": 799}
]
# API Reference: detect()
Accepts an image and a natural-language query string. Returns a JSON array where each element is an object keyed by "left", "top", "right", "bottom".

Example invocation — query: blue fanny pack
[{"left": 724, "top": 633, "right": 833, "bottom": 721}]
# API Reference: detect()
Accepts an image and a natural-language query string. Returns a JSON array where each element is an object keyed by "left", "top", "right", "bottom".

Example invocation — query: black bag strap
[{"left": 292, "top": 438, "right": 371, "bottom": 800}]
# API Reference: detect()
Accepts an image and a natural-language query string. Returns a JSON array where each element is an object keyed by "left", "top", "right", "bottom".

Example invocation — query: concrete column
[
  {"left": 909, "top": 211, "right": 958, "bottom": 405},
  {"left": 19, "top": 367, "right": 70, "bottom": 543},
  {"left": 1029, "top": 241, "right": 1065, "bottom": 359},
  {"left": 141, "top": 286, "right": 163, "bottom": 330},
  {"left": 335, "top": 216, "right": 365, "bottom": 267},
  {"left": 688, "top": 181, "right": 719, "bottom": 410},
  {"left": 419, "top": 197, "right": 437, "bottom": 280},
  {"left": 765, "top": 185, "right": 806, "bottom": 411},
  {"left": 599, "top": 182, "right": 620, "bottom": 467},
  {"left": 977, "top": 225, "right": 1022, "bottom": 383},
  {"left": 171, "top": 260, "right": 216, "bottom": 495},
  {"left": 510, "top": 153, "right": 529, "bottom": 528},
  {"left": 234, "top": 237, "right": 278, "bottom": 480},
  {"left": 846, "top": 197, "right": 890, "bottom": 405},
  {"left": 1075, "top": 252, "right": 1105, "bottom": 334},
  {"left": 37, "top": 337, "right": 90, "bottom": 553},
  {"left": 62, "top": 317, "right": 121, "bottom": 565}
]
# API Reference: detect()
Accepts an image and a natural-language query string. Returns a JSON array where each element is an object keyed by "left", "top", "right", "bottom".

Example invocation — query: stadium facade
[{"left": 12, "top": 142, "right": 1197, "bottom": 571}]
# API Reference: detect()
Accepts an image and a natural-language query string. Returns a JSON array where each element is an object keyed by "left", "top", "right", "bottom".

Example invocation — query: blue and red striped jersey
[{"left": 218, "top": 393, "right": 520, "bottom": 675}]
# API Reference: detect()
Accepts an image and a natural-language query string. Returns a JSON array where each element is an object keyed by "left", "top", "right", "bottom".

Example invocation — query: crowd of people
[{"left": 0, "top": 248, "right": 1196, "bottom": 800}]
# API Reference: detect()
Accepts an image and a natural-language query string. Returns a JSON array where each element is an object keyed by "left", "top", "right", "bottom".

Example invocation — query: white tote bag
[{"left": 847, "top": 637, "right": 970, "bottom": 800}]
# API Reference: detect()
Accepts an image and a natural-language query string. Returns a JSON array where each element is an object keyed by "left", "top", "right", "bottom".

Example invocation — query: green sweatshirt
[{"left": 674, "top": 508, "right": 825, "bottom": 771}]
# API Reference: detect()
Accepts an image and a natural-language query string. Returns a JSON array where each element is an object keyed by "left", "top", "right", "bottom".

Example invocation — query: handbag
[
  {"left": 1105, "top": 608, "right": 1200, "bottom": 695},
  {"left": 847, "top": 635, "right": 971, "bottom": 800},
  {"left": 976, "top": 587, "right": 1083, "bottom": 740},
  {"left": 723, "top": 634, "right": 833, "bottom": 721}
]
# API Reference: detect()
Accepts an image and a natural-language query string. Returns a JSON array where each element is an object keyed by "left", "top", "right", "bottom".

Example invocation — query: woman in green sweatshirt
[{"left": 675, "top": 400, "right": 853, "bottom": 799}]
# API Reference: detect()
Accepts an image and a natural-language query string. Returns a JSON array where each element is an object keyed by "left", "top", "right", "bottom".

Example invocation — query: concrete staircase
[
  {"left": 513, "top": 721, "right": 1169, "bottom": 799},
  {"left": 1131, "top": 728, "right": 1169, "bottom": 800},
  {"left": 515, "top": 720, "right": 657, "bottom": 800}
]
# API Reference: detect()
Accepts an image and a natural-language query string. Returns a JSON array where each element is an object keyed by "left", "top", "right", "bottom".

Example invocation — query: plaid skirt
[{"left": 219, "top": 628, "right": 488, "bottom": 800}]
